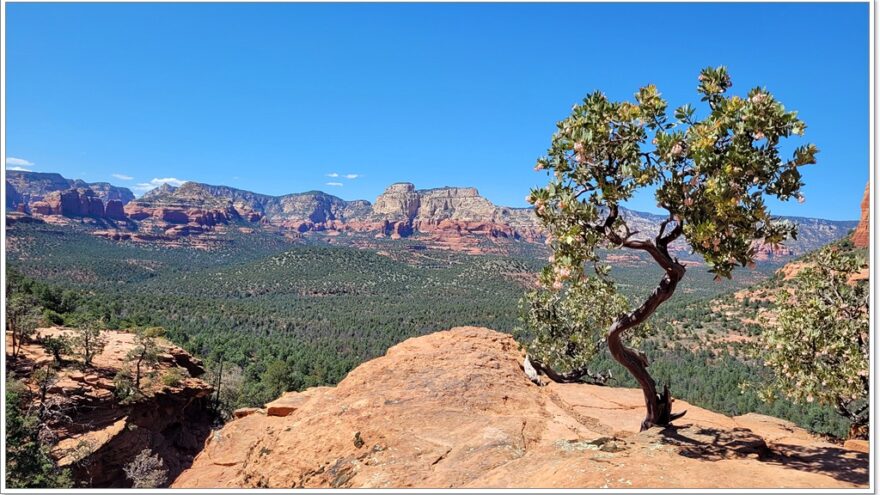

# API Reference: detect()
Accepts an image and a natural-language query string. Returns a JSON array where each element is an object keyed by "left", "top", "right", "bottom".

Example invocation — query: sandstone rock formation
[
  {"left": 752, "top": 241, "right": 795, "bottom": 261},
  {"left": 105, "top": 199, "right": 126, "bottom": 220},
  {"left": 7, "top": 170, "right": 859, "bottom": 258},
  {"left": 853, "top": 182, "right": 869, "bottom": 248},
  {"left": 173, "top": 327, "right": 866, "bottom": 489},
  {"left": 8, "top": 327, "right": 214, "bottom": 488},
  {"left": 41, "top": 188, "right": 108, "bottom": 217},
  {"left": 5, "top": 171, "right": 134, "bottom": 210}
]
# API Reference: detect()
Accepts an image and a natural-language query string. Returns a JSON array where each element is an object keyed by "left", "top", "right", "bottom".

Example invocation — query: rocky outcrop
[
  {"left": 5, "top": 171, "right": 134, "bottom": 209},
  {"left": 752, "top": 241, "right": 795, "bottom": 261},
  {"left": 7, "top": 327, "right": 213, "bottom": 488},
  {"left": 105, "top": 199, "right": 126, "bottom": 220},
  {"left": 853, "top": 183, "right": 869, "bottom": 248},
  {"left": 38, "top": 188, "right": 108, "bottom": 217},
  {"left": 132, "top": 181, "right": 852, "bottom": 254},
  {"left": 173, "top": 327, "right": 866, "bottom": 489},
  {"left": 371, "top": 182, "right": 422, "bottom": 221},
  {"left": 364, "top": 183, "right": 543, "bottom": 241},
  {"left": 6, "top": 180, "right": 23, "bottom": 208}
]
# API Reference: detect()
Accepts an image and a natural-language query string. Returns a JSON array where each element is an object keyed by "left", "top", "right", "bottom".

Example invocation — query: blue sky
[{"left": 5, "top": 2, "right": 869, "bottom": 220}]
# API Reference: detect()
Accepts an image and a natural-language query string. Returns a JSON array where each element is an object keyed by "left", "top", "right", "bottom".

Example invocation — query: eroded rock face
[
  {"left": 173, "top": 327, "right": 867, "bottom": 489},
  {"left": 5, "top": 171, "right": 134, "bottom": 209},
  {"left": 8, "top": 328, "right": 214, "bottom": 488},
  {"left": 371, "top": 182, "right": 422, "bottom": 221},
  {"left": 127, "top": 181, "right": 543, "bottom": 244},
  {"left": 105, "top": 200, "right": 126, "bottom": 220},
  {"left": 38, "top": 189, "right": 109, "bottom": 218},
  {"left": 752, "top": 241, "right": 795, "bottom": 261},
  {"left": 853, "top": 183, "right": 869, "bottom": 248},
  {"left": 366, "top": 183, "right": 543, "bottom": 242}
]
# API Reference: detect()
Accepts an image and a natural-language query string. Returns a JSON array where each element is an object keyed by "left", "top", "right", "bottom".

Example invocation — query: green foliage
[
  {"left": 5, "top": 378, "right": 72, "bottom": 488},
  {"left": 161, "top": 368, "right": 184, "bottom": 388},
  {"left": 516, "top": 276, "right": 629, "bottom": 372},
  {"left": 127, "top": 327, "right": 162, "bottom": 391},
  {"left": 521, "top": 67, "right": 815, "bottom": 388},
  {"left": 40, "top": 335, "right": 73, "bottom": 365},
  {"left": 7, "top": 293, "right": 43, "bottom": 359},
  {"left": 73, "top": 323, "right": 107, "bottom": 367},
  {"left": 527, "top": 66, "right": 814, "bottom": 279},
  {"left": 113, "top": 369, "right": 136, "bottom": 402},
  {"left": 758, "top": 246, "right": 869, "bottom": 436},
  {"left": 6, "top": 220, "right": 854, "bottom": 438}
]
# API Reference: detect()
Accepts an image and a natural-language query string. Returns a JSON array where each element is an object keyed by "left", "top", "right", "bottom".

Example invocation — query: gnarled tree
[{"left": 521, "top": 66, "right": 816, "bottom": 431}]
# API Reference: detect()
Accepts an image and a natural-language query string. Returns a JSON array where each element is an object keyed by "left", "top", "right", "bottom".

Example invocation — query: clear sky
[{"left": 5, "top": 2, "right": 870, "bottom": 220}]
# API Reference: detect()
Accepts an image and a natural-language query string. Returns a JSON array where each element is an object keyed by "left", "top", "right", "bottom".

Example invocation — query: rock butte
[
  {"left": 853, "top": 182, "right": 870, "bottom": 249},
  {"left": 173, "top": 327, "right": 867, "bottom": 489}
]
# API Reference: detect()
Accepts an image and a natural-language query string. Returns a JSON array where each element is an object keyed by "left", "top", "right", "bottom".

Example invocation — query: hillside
[
  {"left": 172, "top": 327, "right": 867, "bottom": 489},
  {"left": 6, "top": 327, "right": 214, "bottom": 488}
]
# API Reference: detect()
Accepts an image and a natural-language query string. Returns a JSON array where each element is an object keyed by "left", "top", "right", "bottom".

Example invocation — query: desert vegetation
[{"left": 519, "top": 66, "right": 817, "bottom": 430}]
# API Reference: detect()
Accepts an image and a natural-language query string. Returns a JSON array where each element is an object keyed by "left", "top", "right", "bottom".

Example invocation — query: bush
[
  {"left": 123, "top": 448, "right": 168, "bottom": 488},
  {"left": 161, "top": 368, "right": 183, "bottom": 388}
]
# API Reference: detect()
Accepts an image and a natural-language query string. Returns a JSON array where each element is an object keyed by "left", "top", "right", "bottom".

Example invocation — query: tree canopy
[
  {"left": 758, "top": 246, "right": 869, "bottom": 438},
  {"left": 521, "top": 66, "right": 816, "bottom": 429}
]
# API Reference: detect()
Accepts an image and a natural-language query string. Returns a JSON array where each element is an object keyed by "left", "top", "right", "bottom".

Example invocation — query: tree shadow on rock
[{"left": 651, "top": 425, "right": 868, "bottom": 486}]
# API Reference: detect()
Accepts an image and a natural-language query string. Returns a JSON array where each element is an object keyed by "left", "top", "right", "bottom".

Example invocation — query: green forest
[{"left": 5, "top": 220, "right": 856, "bottom": 437}]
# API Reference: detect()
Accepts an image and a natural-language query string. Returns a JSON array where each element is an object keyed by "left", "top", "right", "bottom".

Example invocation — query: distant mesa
[{"left": 4, "top": 170, "right": 858, "bottom": 258}]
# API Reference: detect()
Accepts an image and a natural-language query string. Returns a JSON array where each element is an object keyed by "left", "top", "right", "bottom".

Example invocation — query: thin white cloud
[
  {"left": 6, "top": 157, "right": 34, "bottom": 167},
  {"left": 325, "top": 182, "right": 344, "bottom": 187},
  {"left": 344, "top": 174, "right": 360, "bottom": 179},
  {"left": 6, "top": 166, "right": 32, "bottom": 172},
  {"left": 133, "top": 177, "right": 187, "bottom": 192},
  {"left": 112, "top": 173, "right": 134, "bottom": 181},
  {"left": 326, "top": 172, "right": 340, "bottom": 178}
]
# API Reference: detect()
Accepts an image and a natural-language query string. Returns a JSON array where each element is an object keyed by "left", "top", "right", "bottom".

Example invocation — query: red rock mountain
[
  {"left": 7, "top": 171, "right": 859, "bottom": 258},
  {"left": 853, "top": 182, "right": 870, "bottom": 248},
  {"left": 172, "top": 327, "right": 866, "bottom": 489},
  {"left": 5, "top": 170, "right": 134, "bottom": 207}
]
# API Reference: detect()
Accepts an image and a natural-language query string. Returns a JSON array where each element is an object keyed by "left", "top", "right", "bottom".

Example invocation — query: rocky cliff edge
[{"left": 173, "top": 327, "right": 867, "bottom": 489}]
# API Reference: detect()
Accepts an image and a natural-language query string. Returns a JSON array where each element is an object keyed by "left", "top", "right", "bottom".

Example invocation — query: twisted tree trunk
[{"left": 607, "top": 242, "right": 687, "bottom": 431}]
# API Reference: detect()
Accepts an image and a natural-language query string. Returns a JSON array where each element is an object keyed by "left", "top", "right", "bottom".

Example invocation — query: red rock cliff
[{"left": 853, "top": 183, "right": 870, "bottom": 248}]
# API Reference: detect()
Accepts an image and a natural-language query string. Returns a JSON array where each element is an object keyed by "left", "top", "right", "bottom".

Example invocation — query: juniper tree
[
  {"left": 127, "top": 327, "right": 164, "bottom": 392},
  {"left": 73, "top": 323, "right": 107, "bottom": 368},
  {"left": 759, "top": 247, "right": 868, "bottom": 438},
  {"left": 7, "top": 294, "right": 42, "bottom": 359},
  {"left": 41, "top": 335, "right": 72, "bottom": 366},
  {"left": 521, "top": 66, "right": 816, "bottom": 430}
]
